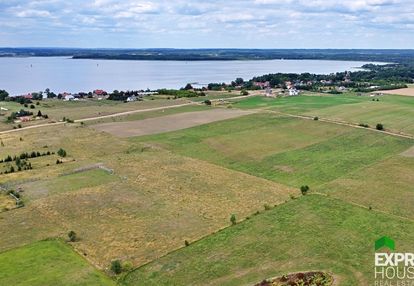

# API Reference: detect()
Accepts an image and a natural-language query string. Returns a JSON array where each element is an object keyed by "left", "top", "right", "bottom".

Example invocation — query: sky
[{"left": 0, "top": 0, "right": 413, "bottom": 48}]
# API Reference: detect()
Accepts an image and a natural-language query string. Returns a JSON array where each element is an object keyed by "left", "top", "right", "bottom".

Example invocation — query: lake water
[{"left": 0, "top": 57, "right": 380, "bottom": 95}]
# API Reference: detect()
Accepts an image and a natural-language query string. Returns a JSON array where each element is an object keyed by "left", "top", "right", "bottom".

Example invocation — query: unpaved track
[
  {"left": 0, "top": 94, "right": 253, "bottom": 136},
  {"left": 92, "top": 109, "right": 256, "bottom": 137},
  {"left": 259, "top": 109, "right": 414, "bottom": 140}
]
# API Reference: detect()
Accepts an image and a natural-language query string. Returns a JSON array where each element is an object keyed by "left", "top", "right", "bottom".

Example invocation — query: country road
[{"left": 0, "top": 94, "right": 253, "bottom": 135}]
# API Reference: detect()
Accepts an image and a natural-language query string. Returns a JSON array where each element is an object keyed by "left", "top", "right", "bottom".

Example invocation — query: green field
[
  {"left": 0, "top": 240, "right": 115, "bottom": 286},
  {"left": 0, "top": 92, "right": 413, "bottom": 285},
  {"left": 18, "top": 168, "right": 118, "bottom": 201},
  {"left": 319, "top": 155, "right": 414, "bottom": 219},
  {"left": 134, "top": 114, "right": 412, "bottom": 187},
  {"left": 233, "top": 94, "right": 414, "bottom": 135},
  {"left": 233, "top": 94, "right": 367, "bottom": 113},
  {"left": 124, "top": 195, "right": 414, "bottom": 286}
]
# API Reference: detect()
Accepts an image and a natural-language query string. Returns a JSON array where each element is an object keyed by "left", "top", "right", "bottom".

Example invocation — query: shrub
[
  {"left": 122, "top": 261, "right": 133, "bottom": 272},
  {"left": 313, "top": 116, "right": 319, "bottom": 121},
  {"left": 241, "top": 90, "right": 249, "bottom": 96},
  {"left": 68, "top": 230, "right": 77, "bottom": 242},
  {"left": 230, "top": 214, "right": 237, "bottom": 225},
  {"left": 57, "top": 148, "right": 67, "bottom": 157},
  {"left": 264, "top": 204, "right": 272, "bottom": 211},
  {"left": 185, "top": 240, "right": 190, "bottom": 247},
  {"left": 376, "top": 123, "right": 384, "bottom": 131},
  {"left": 204, "top": 99, "right": 212, "bottom": 106},
  {"left": 111, "top": 260, "right": 122, "bottom": 274},
  {"left": 300, "top": 185, "right": 310, "bottom": 195},
  {"left": 359, "top": 123, "right": 369, "bottom": 128}
]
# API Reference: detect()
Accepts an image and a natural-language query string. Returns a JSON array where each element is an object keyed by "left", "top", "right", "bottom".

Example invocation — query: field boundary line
[
  {"left": 257, "top": 109, "right": 414, "bottom": 140},
  {"left": 311, "top": 193, "right": 414, "bottom": 223}
]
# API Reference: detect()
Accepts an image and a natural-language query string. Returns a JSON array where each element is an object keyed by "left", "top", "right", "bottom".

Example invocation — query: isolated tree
[
  {"left": 300, "top": 185, "right": 310, "bottom": 195},
  {"left": 68, "top": 230, "right": 77, "bottom": 242},
  {"left": 111, "top": 260, "right": 122, "bottom": 274},
  {"left": 37, "top": 110, "right": 43, "bottom": 117},
  {"left": 57, "top": 148, "right": 67, "bottom": 158},
  {"left": 376, "top": 123, "right": 384, "bottom": 131},
  {"left": 230, "top": 214, "right": 237, "bottom": 225}
]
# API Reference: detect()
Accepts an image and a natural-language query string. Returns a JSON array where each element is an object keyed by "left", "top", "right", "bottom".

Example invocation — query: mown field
[
  {"left": 134, "top": 113, "right": 412, "bottom": 187},
  {"left": 0, "top": 240, "right": 115, "bottom": 286}
]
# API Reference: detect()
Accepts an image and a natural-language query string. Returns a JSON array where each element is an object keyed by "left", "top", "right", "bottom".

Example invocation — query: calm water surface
[{"left": 0, "top": 57, "right": 380, "bottom": 95}]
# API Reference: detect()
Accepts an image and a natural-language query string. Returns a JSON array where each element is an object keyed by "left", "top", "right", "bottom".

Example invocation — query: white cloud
[{"left": 0, "top": 0, "right": 414, "bottom": 48}]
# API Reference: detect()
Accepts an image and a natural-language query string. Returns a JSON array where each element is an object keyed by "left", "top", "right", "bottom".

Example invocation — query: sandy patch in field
[
  {"left": 376, "top": 88, "right": 414, "bottom": 96},
  {"left": 92, "top": 108, "right": 255, "bottom": 137},
  {"left": 401, "top": 146, "right": 414, "bottom": 157}
]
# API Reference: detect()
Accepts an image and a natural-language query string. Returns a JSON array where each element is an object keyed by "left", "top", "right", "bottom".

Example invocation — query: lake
[{"left": 0, "top": 57, "right": 380, "bottom": 95}]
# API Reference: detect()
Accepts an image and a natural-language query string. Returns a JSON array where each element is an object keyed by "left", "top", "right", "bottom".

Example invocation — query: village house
[
  {"left": 93, "top": 89, "right": 107, "bottom": 98},
  {"left": 64, "top": 94, "right": 75, "bottom": 101},
  {"left": 253, "top": 81, "right": 270, "bottom": 89},
  {"left": 18, "top": 116, "right": 32, "bottom": 122},
  {"left": 126, "top": 95, "right": 138, "bottom": 102},
  {"left": 288, "top": 87, "right": 299, "bottom": 96}
]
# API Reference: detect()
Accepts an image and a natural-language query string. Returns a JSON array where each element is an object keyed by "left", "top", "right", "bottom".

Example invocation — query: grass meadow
[
  {"left": 0, "top": 92, "right": 412, "bottom": 285},
  {"left": 134, "top": 113, "right": 412, "bottom": 187},
  {"left": 123, "top": 195, "right": 414, "bottom": 286},
  {"left": 0, "top": 240, "right": 115, "bottom": 286}
]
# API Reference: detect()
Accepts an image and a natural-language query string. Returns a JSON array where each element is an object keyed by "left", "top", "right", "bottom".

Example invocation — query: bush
[
  {"left": 300, "top": 185, "right": 310, "bottom": 195},
  {"left": 359, "top": 123, "right": 369, "bottom": 128},
  {"left": 57, "top": 148, "right": 67, "bottom": 157},
  {"left": 111, "top": 260, "right": 122, "bottom": 274},
  {"left": 122, "top": 261, "right": 133, "bottom": 272},
  {"left": 204, "top": 99, "right": 212, "bottom": 106},
  {"left": 230, "top": 214, "right": 237, "bottom": 225},
  {"left": 185, "top": 240, "right": 190, "bottom": 247},
  {"left": 376, "top": 123, "right": 384, "bottom": 131},
  {"left": 68, "top": 230, "right": 77, "bottom": 242},
  {"left": 264, "top": 204, "right": 272, "bottom": 211},
  {"left": 241, "top": 90, "right": 249, "bottom": 96},
  {"left": 313, "top": 116, "right": 319, "bottom": 121}
]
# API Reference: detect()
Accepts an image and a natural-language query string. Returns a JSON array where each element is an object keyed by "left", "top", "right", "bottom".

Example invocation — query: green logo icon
[{"left": 375, "top": 236, "right": 395, "bottom": 251}]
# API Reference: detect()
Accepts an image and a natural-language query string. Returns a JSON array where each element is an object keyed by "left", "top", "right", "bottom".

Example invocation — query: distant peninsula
[{"left": 1, "top": 48, "right": 414, "bottom": 63}]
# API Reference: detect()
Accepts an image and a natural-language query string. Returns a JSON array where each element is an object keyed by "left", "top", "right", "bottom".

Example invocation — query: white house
[
  {"left": 64, "top": 94, "right": 75, "bottom": 101},
  {"left": 288, "top": 88, "right": 299, "bottom": 96},
  {"left": 126, "top": 96, "right": 137, "bottom": 102}
]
